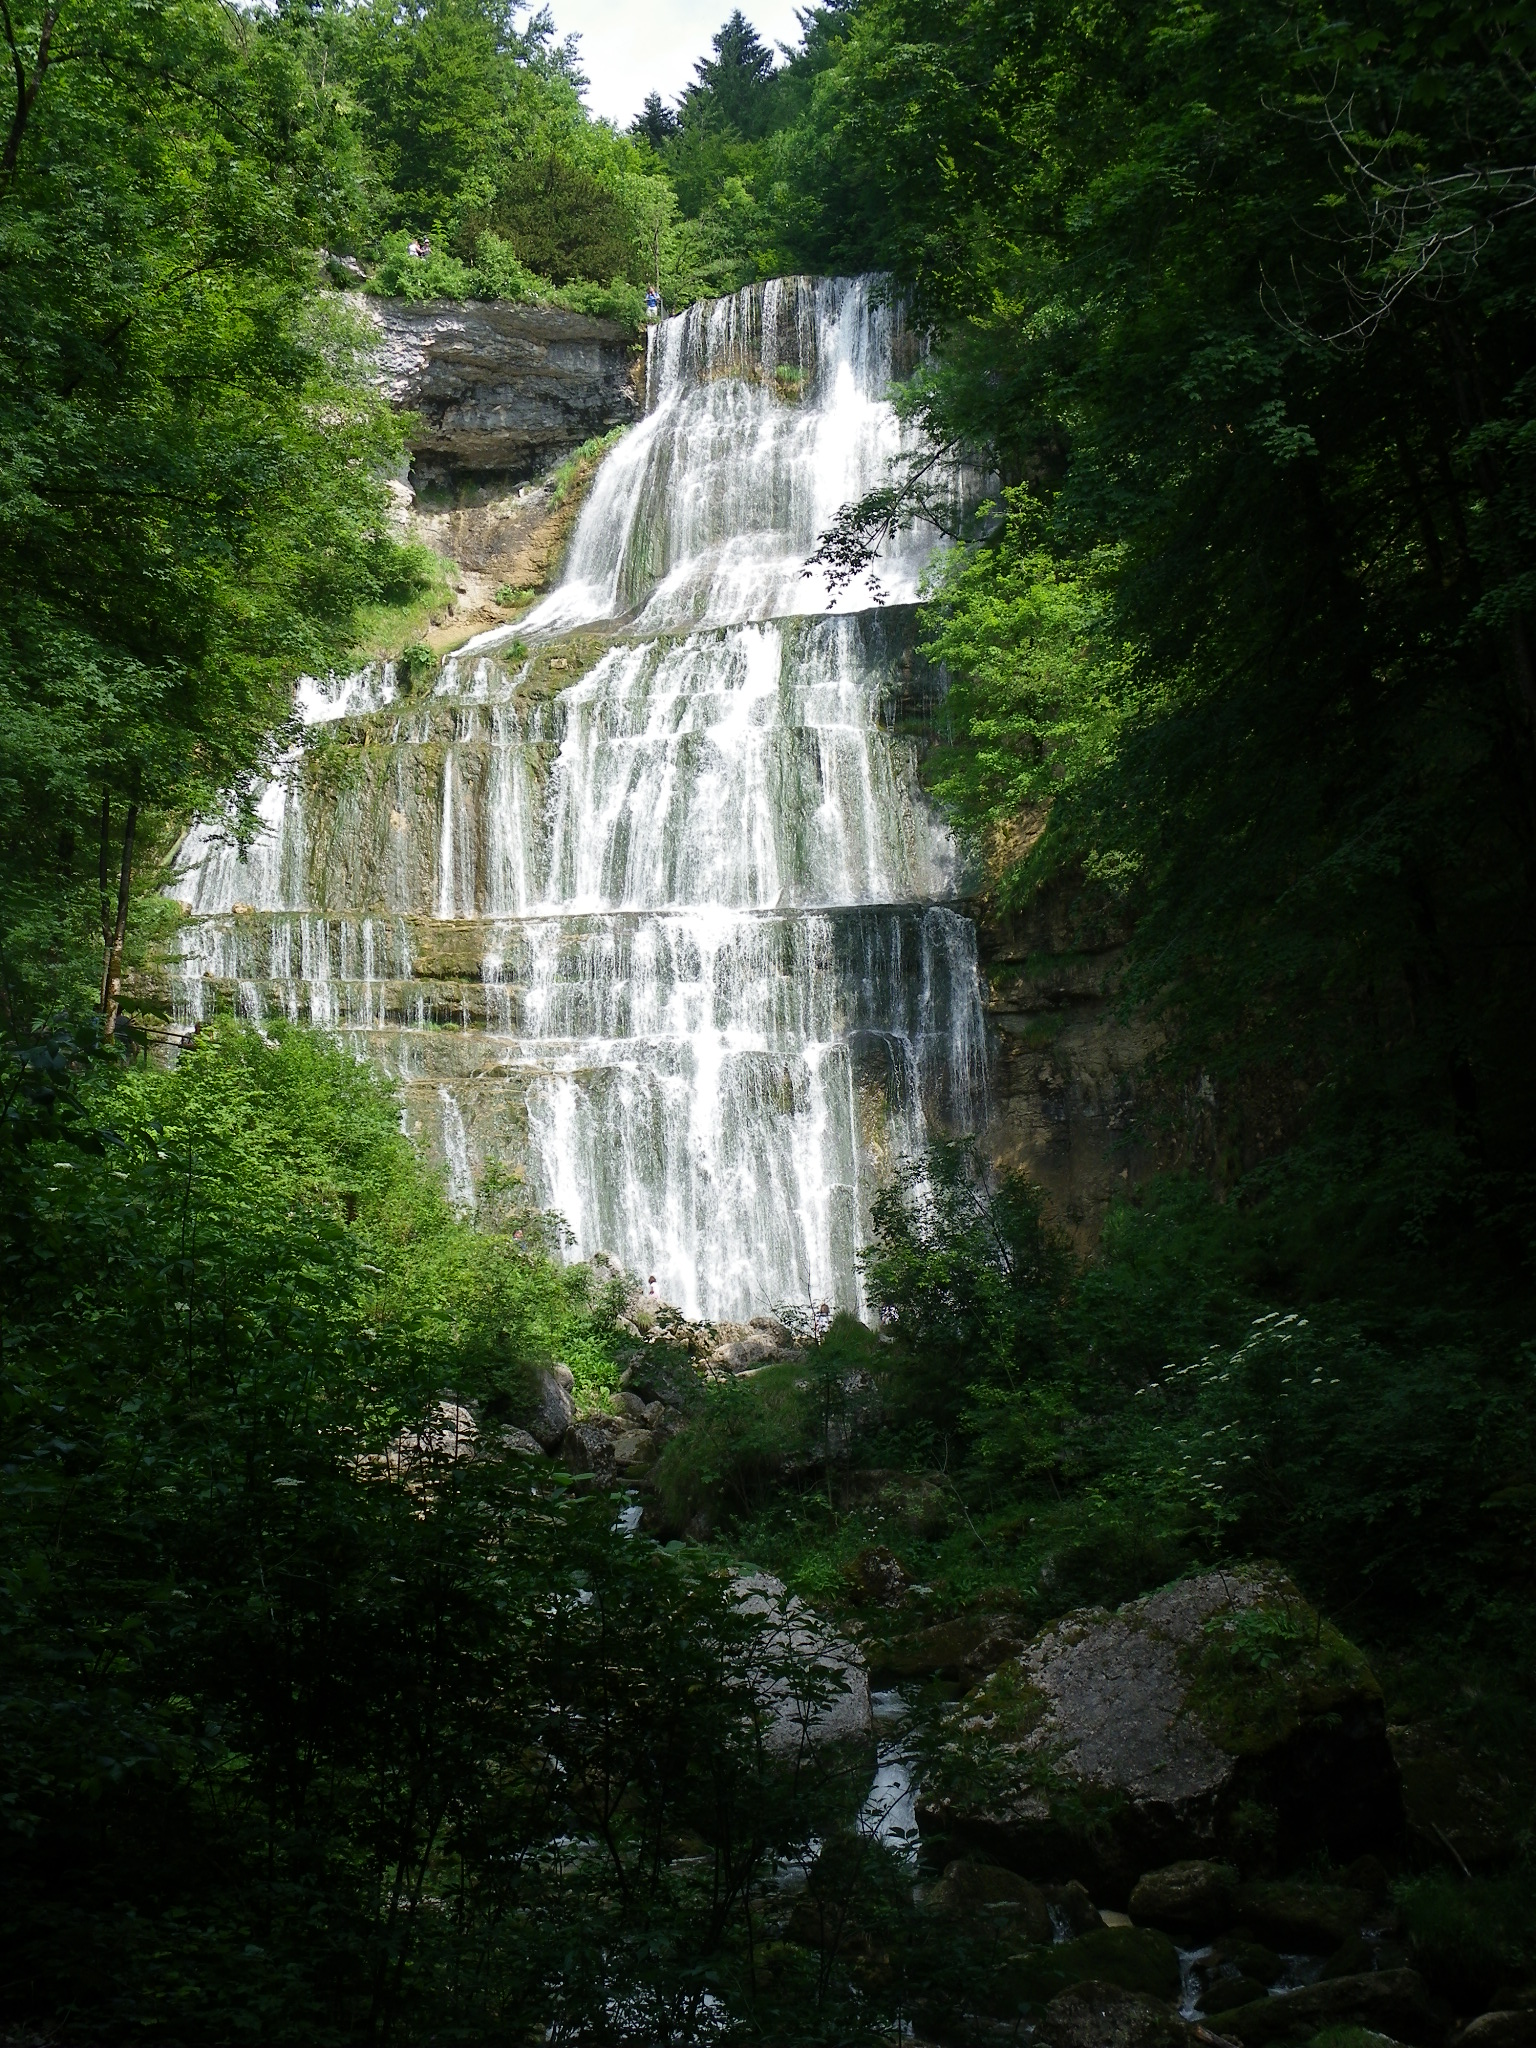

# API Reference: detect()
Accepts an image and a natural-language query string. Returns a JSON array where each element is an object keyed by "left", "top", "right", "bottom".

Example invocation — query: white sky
[{"left": 546, "top": 0, "right": 807, "bottom": 129}]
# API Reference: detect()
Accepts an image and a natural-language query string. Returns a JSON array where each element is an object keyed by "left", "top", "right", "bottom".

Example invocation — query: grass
[{"left": 349, "top": 543, "right": 457, "bottom": 663}]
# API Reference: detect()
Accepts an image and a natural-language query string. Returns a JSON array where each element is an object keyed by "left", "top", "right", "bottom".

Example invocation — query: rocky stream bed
[{"left": 474, "top": 1314, "right": 1535, "bottom": 2048}]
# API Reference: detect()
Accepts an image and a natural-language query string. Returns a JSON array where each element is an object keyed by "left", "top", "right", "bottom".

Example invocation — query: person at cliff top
[{"left": 645, "top": 288, "right": 661, "bottom": 317}]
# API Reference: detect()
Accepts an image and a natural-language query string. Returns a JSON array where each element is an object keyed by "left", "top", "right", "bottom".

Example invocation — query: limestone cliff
[
  {"left": 363, "top": 297, "right": 639, "bottom": 488},
  {"left": 972, "top": 881, "right": 1157, "bottom": 1250}
]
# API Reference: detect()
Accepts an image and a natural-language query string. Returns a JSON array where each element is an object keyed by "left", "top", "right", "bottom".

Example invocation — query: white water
[{"left": 172, "top": 275, "right": 986, "bottom": 1320}]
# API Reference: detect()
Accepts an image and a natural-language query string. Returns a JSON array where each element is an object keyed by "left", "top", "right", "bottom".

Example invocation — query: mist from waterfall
[{"left": 172, "top": 275, "right": 987, "bottom": 1321}]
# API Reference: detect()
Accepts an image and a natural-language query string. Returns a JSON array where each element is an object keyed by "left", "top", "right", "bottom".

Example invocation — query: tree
[
  {"left": 783, "top": 0, "right": 1536, "bottom": 1275},
  {"left": 684, "top": 9, "right": 778, "bottom": 139},
  {"left": 631, "top": 87, "right": 680, "bottom": 152},
  {"left": 0, "top": 0, "right": 423, "bottom": 1032}
]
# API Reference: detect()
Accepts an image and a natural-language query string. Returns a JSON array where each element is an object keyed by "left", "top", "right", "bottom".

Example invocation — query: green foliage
[
  {"left": 1395, "top": 1872, "right": 1536, "bottom": 2009},
  {"left": 0, "top": 0, "right": 426, "bottom": 1020},
  {"left": 0, "top": 1021, "right": 896, "bottom": 2043},
  {"left": 781, "top": 0, "right": 1536, "bottom": 1276},
  {"left": 653, "top": 1359, "right": 814, "bottom": 1530},
  {"left": 862, "top": 1142, "right": 1073, "bottom": 1432}
]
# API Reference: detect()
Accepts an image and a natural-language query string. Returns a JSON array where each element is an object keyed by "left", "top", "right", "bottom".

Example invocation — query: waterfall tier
[{"left": 172, "top": 276, "right": 987, "bottom": 1320}]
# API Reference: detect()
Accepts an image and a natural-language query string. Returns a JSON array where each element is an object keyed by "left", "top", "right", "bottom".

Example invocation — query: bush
[{"left": 1396, "top": 1873, "right": 1536, "bottom": 2010}]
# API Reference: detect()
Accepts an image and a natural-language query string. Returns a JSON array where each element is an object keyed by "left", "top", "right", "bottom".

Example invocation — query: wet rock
[
  {"left": 1201, "top": 1938, "right": 1283, "bottom": 1989},
  {"left": 1129, "top": 1859, "right": 1239, "bottom": 1939},
  {"left": 729, "top": 1572, "right": 872, "bottom": 1754},
  {"left": 1215, "top": 1968, "right": 1437, "bottom": 2046},
  {"left": 1046, "top": 1879, "right": 1104, "bottom": 1937},
  {"left": 515, "top": 1365, "right": 575, "bottom": 1451},
  {"left": 1036, "top": 1982, "right": 1200, "bottom": 2048},
  {"left": 929, "top": 1859, "right": 1053, "bottom": 1943},
  {"left": 916, "top": 1566, "right": 1401, "bottom": 1893},
  {"left": 613, "top": 1428, "right": 656, "bottom": 1471},
  {"left": 1202, "top": 1975, "right": 1269, "bottom": 2015},
  {"left": 1458, "top": 2016, "right": 1536, "bottom": 2048},
  {"left": 1235, "top": 1879, "right": 1375, "bottom": 1952},
  {"left": 1323, "top": 1934, "right": 1382, "bottom": 1979},
  {"left": 844, "top": 1545, "right": 912, "bottom": 1607}
]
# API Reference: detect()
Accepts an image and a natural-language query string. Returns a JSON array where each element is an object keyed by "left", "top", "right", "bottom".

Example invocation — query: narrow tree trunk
[{"left": 98, "top": 799, "right": 138, "bottom": 1041}]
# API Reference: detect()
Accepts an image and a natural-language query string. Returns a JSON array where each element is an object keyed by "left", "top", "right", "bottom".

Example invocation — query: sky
[{"left": 544, "top": 0, "right": 807, "bottom": 129}]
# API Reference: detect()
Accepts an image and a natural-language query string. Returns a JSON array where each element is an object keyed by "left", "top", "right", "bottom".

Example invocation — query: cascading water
[{"left": 171, "top": 276, "right": 988, "bottom": 1319}]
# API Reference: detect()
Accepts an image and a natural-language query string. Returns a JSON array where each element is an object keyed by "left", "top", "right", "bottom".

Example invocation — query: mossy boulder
[
  {"left": 915, "top": 1566, "right": 1402, "bottom": 1896},
  {"left": 1214, "top": 1969, "right": 1437, "bottom": 2046},
  {"left": 868, "top": 1610, "right": 1025, "bottom": 1684},
  {"left": 928, "top": 1858, "right": 1053, "bottom": 1943},
  {"left": 1013, "top": 1925, "right": 1183, "bottom": 2005},
  {"left": 1237, "top": 1880, "right": 1377, "bottom": 1953},
  {"left": 1130, "top": 1858, "right": 1239, "bottom": 1938},
  {"left": 1037, "top": 1981, "right": 1201, "bottom": 2048}
]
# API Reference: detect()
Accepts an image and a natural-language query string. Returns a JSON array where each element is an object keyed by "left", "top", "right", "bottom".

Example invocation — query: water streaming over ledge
[{"left": 171, "top": 276, "right": 988, "bottom": 1319}]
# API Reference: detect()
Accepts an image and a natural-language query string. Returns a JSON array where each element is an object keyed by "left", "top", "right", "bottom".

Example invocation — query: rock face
[
  {"left": 363, "top": 298, "right": 637, "bottom": 485},
  {"left": 917, "top": 1566, "right": 1401, "bottom": 1896},
  {"left": 730, "top": 1572, "right": 873, "bottom": 1755}
]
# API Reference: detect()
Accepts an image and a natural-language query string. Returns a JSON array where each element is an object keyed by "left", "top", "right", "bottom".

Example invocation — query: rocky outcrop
[
  {"left": 363, "top": 297, "right": 638, "bottom": 486},
  {"left": 916, "top": 1566, "right": 1402, "bottom": 1896}
]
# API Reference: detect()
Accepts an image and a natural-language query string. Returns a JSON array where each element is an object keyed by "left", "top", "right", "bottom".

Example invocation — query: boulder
[
  {"left": 1215, "top": 1968, "right": 1437, "bottom": 2046},
  {"left": 1016, "top": 1926, "right": 1183, "bottom": 2006},
  {"left": 515, "top": 1365, "right": 574, "bottom": 1452},
  {"left": 560, "top": 1419, "right": 616, "bottom": 1480},
  {"left": 929, "top": 1859, "right": 1053, "bottom": 1943},
  {"left": 1458, "top": 2018, "right": 1536, "bottom": 2048},
  {"left": 613, "top": 1428, "right": 656, "bottom": 1471},
  {"left": 1199, "top": 1938, "right": 1283, "bottom": 1991},
  {"left": 1036, "top": 1982, "right": 1199, "bottom": 2048},
  {"left": 729, "top": 1572, "right": 872, "bottom": 1754},
  {"left": 869, "top": 1612, "right": 1026, "bottom": 1684},
  {"left": 1129, "top": 1859, "right": 1239, "bottom": 1939},
  {"left": 1046, "top": 1879, "right": 1105, "bottom": 1937},
  {"left": 497, "top": 1425, "right": 546, "bottom": 1457},
  {"left": 916, "top": 1566, "right": 1401, "bottom": 1894},
  {"left": 1201, "top": 1975, "right": 1269, "bottom": 2015},
  {"left": 1235, "top": 1879, "right": 1374, "bottom": 1952}
]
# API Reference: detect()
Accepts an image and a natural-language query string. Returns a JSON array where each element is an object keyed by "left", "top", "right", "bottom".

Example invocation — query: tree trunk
[{"left": 98, "top": 797, "right": 138, "bottom": 1041}]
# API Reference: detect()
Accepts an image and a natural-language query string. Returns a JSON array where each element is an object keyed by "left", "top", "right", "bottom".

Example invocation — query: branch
[
  {"left": 801, "top": 441, "right": 960, "bottom": 604},
  {"left": 0, "top": 0, "right": 60, "bottom": 188}
]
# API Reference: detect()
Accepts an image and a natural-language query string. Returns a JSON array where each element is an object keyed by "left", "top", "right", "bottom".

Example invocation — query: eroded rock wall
[
  {"left": 363, "top": 297, "right": 639, "bottom": 488},
  {"left": 974, "top": 884, "right": 1158, "bottom": 1248}
]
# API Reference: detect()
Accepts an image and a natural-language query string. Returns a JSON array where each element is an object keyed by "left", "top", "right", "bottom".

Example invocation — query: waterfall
[{"left": 171, "top": 275, "right": 988, "bottom": 1320}]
